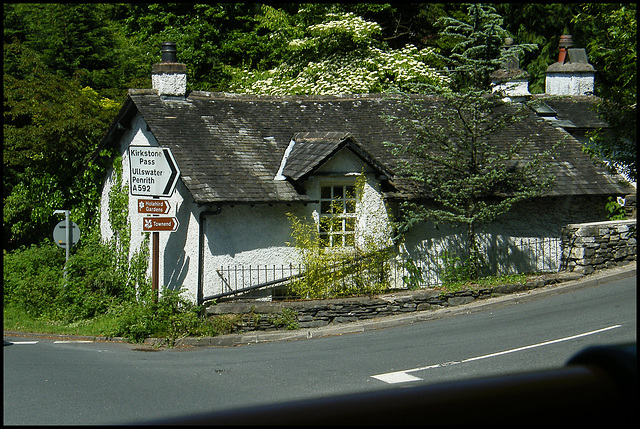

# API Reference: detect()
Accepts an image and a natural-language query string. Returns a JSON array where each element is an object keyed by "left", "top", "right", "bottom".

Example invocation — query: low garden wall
[
  {"left": 205, "top": 271, "right": 583, "bottom": 331},
  {"left": 561, "top": 219, "right": 636, "bottom": 275}
]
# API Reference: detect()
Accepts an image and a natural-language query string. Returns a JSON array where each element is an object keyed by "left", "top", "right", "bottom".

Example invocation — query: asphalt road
[{"left": 3, "top": 272, "right": 636, "bottom": 425}]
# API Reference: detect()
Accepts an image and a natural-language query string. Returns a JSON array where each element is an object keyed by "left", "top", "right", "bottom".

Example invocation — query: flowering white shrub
[{"left": 230, "top": 12, "right": 449, "bottom": 95}]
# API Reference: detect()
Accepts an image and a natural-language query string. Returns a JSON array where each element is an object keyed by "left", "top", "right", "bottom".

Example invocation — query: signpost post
[
  {"left": 128, "top": 146, "right": 181, "bottom": 302},
  {"left": 53, "top": 209, "right": 81, "bottom": 284}
]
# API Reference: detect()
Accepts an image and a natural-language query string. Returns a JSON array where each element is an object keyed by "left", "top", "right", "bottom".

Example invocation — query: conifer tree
[{"left": 386, "top": 4, "right": 558, "bottom": 280}]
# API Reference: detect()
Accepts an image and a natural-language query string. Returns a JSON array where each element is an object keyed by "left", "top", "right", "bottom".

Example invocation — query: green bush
[
  {"left": 106, "top": 287, "right": 217, "bottom": 343},
  {"left": 3, "top": 241, "right": 66, "bottom": 319},
  {"left": 286, "top": 212, "right": 392, "bottom": 299},
  {"left": 62, "top": 235, "right": 133, "bottom": 321}
]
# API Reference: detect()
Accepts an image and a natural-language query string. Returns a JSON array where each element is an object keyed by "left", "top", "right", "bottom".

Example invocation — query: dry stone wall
[
  {"left": 205, "top": 271, "right": 582, "bottom": 332},
  {"left": 561, "top": 219, "right": 636, "bottom": 275}
]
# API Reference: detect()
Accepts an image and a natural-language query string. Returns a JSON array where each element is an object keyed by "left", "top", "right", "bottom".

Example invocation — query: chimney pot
[
  {"left": 558, "top": 35, "right": 573, "bottom": 63},
  {"left": 153, "top": 42, "right": 187, "bottom": 97},
  {"left": 161, "top": 42, "right": 178, "bottom": 63}
]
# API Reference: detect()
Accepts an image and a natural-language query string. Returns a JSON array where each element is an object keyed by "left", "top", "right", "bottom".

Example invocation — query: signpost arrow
[
  {"left": 137, "top": 199, "right": 171, "bottom": 214},
  {"left": 129, "top": 146, "right": 181, "bottom": 197},
  {"left": 142, "top": 217, "right": 179, "bottom": 232}
]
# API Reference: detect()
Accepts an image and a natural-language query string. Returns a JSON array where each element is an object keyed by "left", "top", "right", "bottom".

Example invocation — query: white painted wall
[
  {"left": 545, "top": 73, "right": 595, "bottom": 96},
  {"left": 100, "top": 112, "right": 200, "bottom": 302},
  {"left": 399, "top": 195, "right": 609, "bottom": 285},
  {"left": 101, "top": 130, "right": 395, "bottom": 303}
]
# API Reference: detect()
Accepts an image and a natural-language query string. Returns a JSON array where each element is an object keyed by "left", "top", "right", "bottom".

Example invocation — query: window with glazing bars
[{"left": 319, "top": 184, "right": 356, "bottom": 247}]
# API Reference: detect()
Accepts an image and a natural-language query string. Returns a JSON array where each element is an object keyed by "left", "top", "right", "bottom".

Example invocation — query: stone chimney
[
  {"left": 152, "top": 42, "right": 187, "bottom": 97},
  {"left": 490, "top": 37, "right": 531, "bottom": 102},
  {"left": 545, "top": 35, "right": 595, "bottom": 96}
]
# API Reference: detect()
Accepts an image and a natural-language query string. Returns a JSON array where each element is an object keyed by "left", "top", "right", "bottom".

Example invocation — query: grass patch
[
  {"left": 439, "top": 273, "right": 529, "bottom": 293},
  {"left": 3, "top": 304, "right": 120, "bottom": 337},
  {"left": 4, "top": 303, "right": 231, "bottom": 341}
]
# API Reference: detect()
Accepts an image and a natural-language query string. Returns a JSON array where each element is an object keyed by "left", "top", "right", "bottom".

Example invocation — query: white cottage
[{"left": 96, "top": 42, "right": 632, "bottom": 304}]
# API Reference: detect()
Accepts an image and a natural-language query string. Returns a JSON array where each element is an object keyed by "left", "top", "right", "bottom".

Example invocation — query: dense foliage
[
  {"left": 3, "top": 3, "right": 635, "bottom": 252},
  {"left": 3, "top": 4, "right": 636, "bottom": 338},
  {"left": 385, "top": 4, "right": 562, "bottom": 279}
]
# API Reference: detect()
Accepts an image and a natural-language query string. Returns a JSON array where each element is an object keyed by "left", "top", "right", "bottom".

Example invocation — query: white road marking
[
  {"left": 6, "top": 341, "right": 39, "bottom": 345},
  {"left": 53, "top": 340, "right": 93, "bottom": 344},
  {"left": 372, "top": 325, "right": 622, "bottom": 384}
]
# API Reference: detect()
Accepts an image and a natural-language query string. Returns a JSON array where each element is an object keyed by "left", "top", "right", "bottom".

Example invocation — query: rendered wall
[
  {"left": 100, "top": 112, "right": 201, "bottom": 302},
  {"left": 399, "top": 195, "right": 610, "bottom": 284},
  {"left": 545, "top": 73, "right": 595, "bottom": 96}
]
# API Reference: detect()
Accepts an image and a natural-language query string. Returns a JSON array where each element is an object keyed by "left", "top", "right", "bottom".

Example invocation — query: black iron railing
[{"left": 202, "top": 237, "right": 561, "bottom": 302}]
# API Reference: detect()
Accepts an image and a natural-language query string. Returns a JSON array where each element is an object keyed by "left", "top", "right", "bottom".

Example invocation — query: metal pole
[
  {"left": 53, "top": 209, "right": 71, "bottom": 286},
  {"left": 65, "top": 210, "right": 70, "bottom": 279}
]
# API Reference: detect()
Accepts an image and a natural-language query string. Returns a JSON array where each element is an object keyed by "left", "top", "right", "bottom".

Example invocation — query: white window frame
[{"left": 318, "top": 182, "right": 357, "bottom": 248}]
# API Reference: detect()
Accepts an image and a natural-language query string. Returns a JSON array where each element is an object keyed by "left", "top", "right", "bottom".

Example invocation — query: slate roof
[
  {"left": 99, "top": 90, "right": 631, "bottom": 205},
  {"left": 280, "top": 132, "right": 393, "bottom": 182},
  {"left": 530, "top": 94, "right": 608, "bottom": 130}
]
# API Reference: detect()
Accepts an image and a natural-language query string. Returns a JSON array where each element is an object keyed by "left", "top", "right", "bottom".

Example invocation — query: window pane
[
  {"left": 319, "top": 233, "right": 330, "bottom": 247},
  {"left": 345, "top": 186, "right": 355, "bottom": 198},
  {"left": 344, "top": 233, "right": 355, "bottom": 247},
  {"left": 333, "top": 186, "right": 344, "bottom": 199},
  {"left": 346, "top": 200, "right": 356, "bottom": 213},
  {"left": 321, "top": 186, "right": 331, "bottom": 199},
  {"left": 345, "top": 218, "right": 355, "bottom": 232},
  {"left": 321, "top": 201, "right": 332, "bottom": 214},
  {"left": 319, "top": 217, "right": 329, "bottom": 233}
]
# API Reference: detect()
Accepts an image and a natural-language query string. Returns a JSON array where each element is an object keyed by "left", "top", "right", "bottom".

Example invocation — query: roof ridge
[{"left": 184, "top": 91, "right": 407, "bottom": 102}]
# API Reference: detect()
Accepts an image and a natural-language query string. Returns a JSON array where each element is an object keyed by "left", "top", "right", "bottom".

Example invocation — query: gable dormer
[{"left": 275, "top": 132, "right": 392, "bottom": 183}]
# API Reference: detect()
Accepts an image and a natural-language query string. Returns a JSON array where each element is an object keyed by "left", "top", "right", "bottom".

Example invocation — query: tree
[
  {"left": 3, "top": 41, "right": 119, "bottom": 249},
  {"left": 437, "top": 3, "right": 537, "bottom": 92},
  {"left": 572, "top": 3, "right": 636, "bottom": 181},
  {"left": 385, "top": 4, "right": 557, "bottom": 280},
  {"left": 229, "top": 6, "right": 449, "bottom": 95}
]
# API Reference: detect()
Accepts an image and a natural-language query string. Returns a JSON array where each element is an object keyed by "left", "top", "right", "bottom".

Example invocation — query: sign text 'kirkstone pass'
[{"left": 129, "top": 145, "right": 180, "bottom": 197}]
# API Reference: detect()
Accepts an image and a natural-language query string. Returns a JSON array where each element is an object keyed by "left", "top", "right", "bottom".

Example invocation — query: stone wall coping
[{"left": 564, "top": 219, "right": 636, "bottom": 228}]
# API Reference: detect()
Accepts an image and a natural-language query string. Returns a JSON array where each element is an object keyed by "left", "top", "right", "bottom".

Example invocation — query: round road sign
[{"left": 53, "top": 220, "right": 81, "bottom": 248}]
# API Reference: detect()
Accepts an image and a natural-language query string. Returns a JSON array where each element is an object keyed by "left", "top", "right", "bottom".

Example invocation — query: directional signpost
[
  {"left": 128, "top": 145, "right": 181, "bottom": 301},
  {"left": 142, "top": 217, "right": 179, "bottom": 232},
  {"left": 129, "top": 146, "right": 180, "bottom": 197},
  {"left": 137, "top": 199, "right": 171, "bottom": 214}
]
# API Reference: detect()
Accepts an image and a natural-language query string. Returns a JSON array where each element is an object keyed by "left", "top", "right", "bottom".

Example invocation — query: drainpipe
[{"left": 198, "top": 205, "right": 221, "bottom": 305}]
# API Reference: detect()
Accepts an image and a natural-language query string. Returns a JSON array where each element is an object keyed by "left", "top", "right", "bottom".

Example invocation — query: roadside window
[{"left": 319, "top": 184, "right": 356, "bottom": 248}]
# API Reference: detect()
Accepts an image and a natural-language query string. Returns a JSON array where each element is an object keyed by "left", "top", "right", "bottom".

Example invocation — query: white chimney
[
  {"left": 152, "top": 42, "right": 187, "bottom": 97},
  {"left": 490, "top": 37, "right": 531, "bottom": 102},
  {"left": 545, "top": 35, "right": 595, "bottom": 96}
]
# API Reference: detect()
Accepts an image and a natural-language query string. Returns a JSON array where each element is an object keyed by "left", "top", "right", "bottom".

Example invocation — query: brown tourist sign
[
  {"left": 137, "top": 199, "right": 171, "bottom": 214},
  {"left": 142, "top": 216, "right": 179, "bottom": 232}
]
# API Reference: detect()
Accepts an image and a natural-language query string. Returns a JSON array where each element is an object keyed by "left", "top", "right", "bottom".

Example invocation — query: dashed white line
[
  {"left": 6, "top": 341, "right": 39, "bottom": 345},
  {"left": 372, "top": 324, "right": 622, "bottom": 384},
  {"left": 53, "top": 340, "right": 94, "bottom": 344}
]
